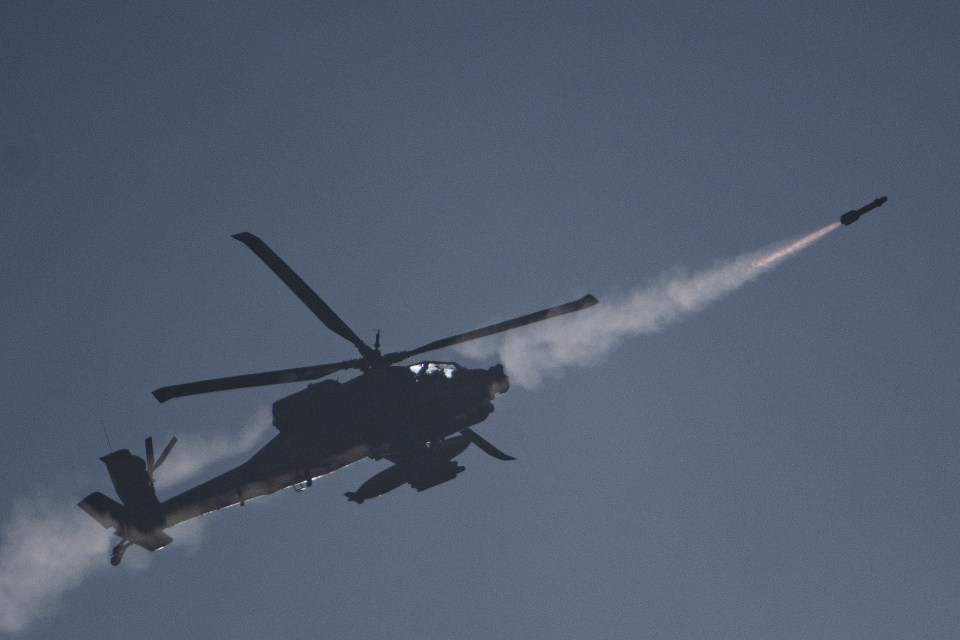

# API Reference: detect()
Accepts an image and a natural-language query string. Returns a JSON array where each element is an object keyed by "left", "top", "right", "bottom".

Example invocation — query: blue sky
[{"left": 2, "top": 2, "right": 958, "bottom": 638}]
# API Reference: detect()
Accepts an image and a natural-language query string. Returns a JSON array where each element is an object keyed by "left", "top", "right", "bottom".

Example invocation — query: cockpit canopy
[{"left": 409, "top": 362, "right": 460, "bottom": 379}]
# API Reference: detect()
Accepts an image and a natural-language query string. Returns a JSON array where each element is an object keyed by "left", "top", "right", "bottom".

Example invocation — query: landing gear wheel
[{"left": 111, "top": 540, "right": 132, "bottom": 566}]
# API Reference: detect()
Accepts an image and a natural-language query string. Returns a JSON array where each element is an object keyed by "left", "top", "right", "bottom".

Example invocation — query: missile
[{"left": 840, "top": 196, "right": 888, "bottom": 226}]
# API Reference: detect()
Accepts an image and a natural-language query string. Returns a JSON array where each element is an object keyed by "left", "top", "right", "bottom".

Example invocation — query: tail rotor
[{"left": 145, "top": 436, "right": 177, "bottom": 486}]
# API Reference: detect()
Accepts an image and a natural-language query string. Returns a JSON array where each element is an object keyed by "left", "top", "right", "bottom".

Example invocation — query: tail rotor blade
[
  {"left": 153, "top": 437, "right": 177, "bottom": 472},
  {"left": 145, "top": 437, "right": 155, "bottom": 474}
]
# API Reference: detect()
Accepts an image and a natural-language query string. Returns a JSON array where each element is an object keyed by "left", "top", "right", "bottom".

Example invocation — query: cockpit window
[{"left": 409, "top": 362, "right": 458, "bottom": 379}]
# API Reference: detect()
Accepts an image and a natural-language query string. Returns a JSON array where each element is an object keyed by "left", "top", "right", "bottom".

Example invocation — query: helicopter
[{"left": 79, "top": 232, "right": 598, "bottom": 565}]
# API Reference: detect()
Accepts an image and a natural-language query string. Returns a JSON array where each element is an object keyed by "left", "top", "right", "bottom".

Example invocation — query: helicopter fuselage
[{"left": 158, "top": 362, "right": 509, "bottom": 527}]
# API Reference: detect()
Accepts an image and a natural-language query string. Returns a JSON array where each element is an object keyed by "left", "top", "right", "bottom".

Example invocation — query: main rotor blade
[
  {"left": 152, "top": 358, "right": 364, "bottom": 403},
  {"left": 383, "top": 294, "right": 598, "bottom": 364},
  {"left": 462, "top": 428, "right": 516, "bottom": 461},
  {"left": 232, "top": 232, "right": 375, "bottom": 359}
]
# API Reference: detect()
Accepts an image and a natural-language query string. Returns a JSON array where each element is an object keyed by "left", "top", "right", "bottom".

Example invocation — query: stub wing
[
  {"left": 78, "top": 492, "right": 125, "bottom": 530},
  {"left": 345, "top": 435, "right": 475, "bottom": 504}
]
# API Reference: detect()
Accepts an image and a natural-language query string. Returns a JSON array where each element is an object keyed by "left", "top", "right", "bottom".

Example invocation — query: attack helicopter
[{"left": 79, "top": 232, "right": 597, "bottom": 565}]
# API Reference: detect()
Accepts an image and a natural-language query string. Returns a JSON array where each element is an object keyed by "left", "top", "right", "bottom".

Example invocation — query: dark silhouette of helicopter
[{"left": 79, "top": 232, "right": 597, "bottom": 565}]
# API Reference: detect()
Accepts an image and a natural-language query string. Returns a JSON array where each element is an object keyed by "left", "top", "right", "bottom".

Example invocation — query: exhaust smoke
[
  {"left": 153, "top": 407, "right": 272, "bottom": 490},
  {"left": 0, "top": 409, "right": 274, "bottom": 634},
  {"left": 0, "top": 498, "right": 109, "bottom": 634}
]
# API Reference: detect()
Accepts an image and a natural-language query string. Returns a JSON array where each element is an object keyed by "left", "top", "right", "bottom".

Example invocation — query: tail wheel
[{"left": 111, "top": 540, "right": 132, "bottom": 566}]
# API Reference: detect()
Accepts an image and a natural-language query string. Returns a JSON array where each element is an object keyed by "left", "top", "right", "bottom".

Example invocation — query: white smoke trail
[
  {"left": 0, "top": 497, "right": 109, "bottom": 634},
  {"left": 0, "top": 408, "right": 273, "bottom": 634},
  {"left": 475, "top": 223, "right": 840, "bottom": 387},
  {"left": 154, "top": 406, "right": 273, "bottom": 490}
]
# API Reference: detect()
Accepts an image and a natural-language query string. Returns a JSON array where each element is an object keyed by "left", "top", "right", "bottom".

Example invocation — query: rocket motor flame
[
  {"left": 751, "top": 222, "right": 840, "bottom": 271},
  {"left": 467, "top": 222, "right": 842, "bottom": 387}
]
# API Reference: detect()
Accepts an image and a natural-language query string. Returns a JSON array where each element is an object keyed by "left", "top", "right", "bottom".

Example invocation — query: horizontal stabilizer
[
  {"left": 78, "top": 492, "right": 124, "bottom": 529},
  {"left": 127, "top": 528, "right": 173, "bottom": 552},
  {"left": 78, "top": 492, "right": 173, "bottom": 551}
]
